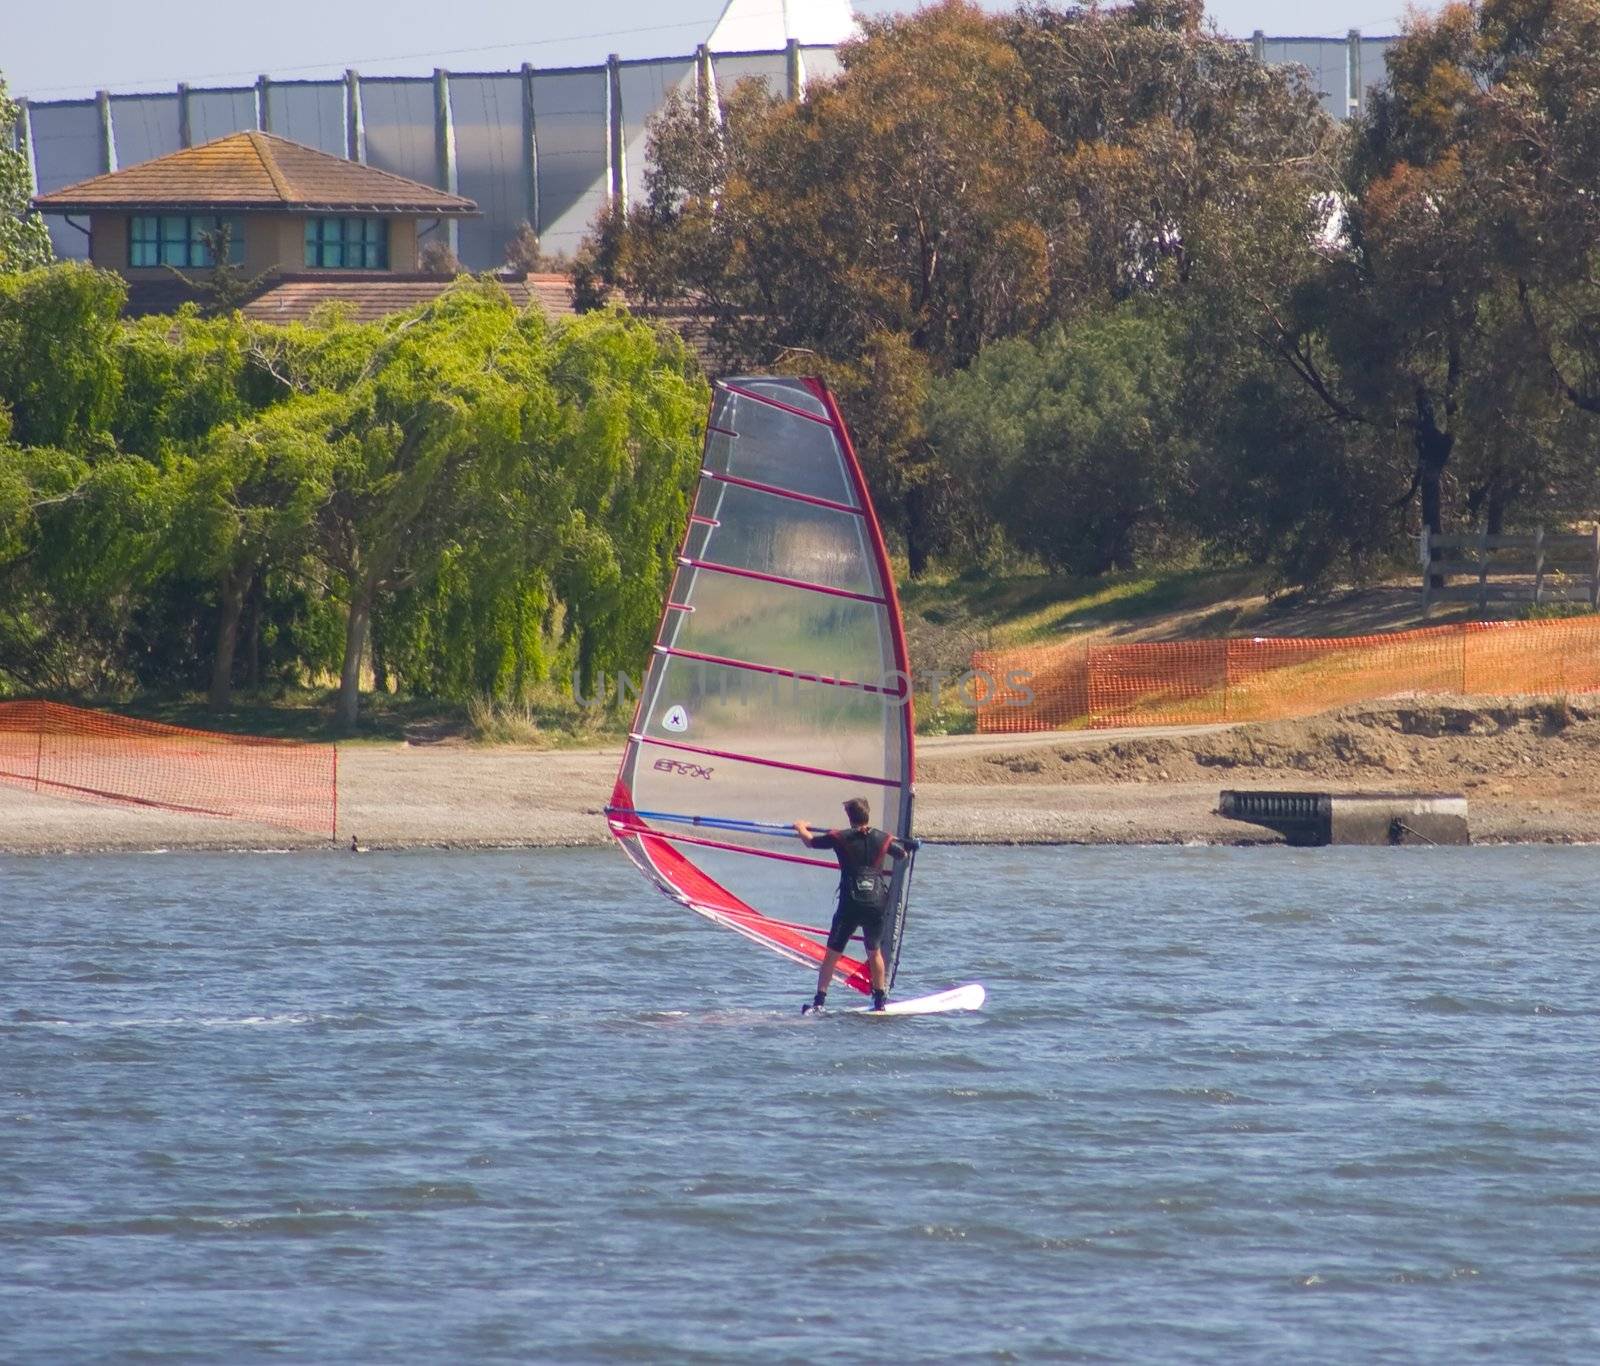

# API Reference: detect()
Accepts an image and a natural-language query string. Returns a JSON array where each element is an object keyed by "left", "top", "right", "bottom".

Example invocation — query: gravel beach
[{"left": 2, "top": 698, "right": 1594, "bottom": 853}]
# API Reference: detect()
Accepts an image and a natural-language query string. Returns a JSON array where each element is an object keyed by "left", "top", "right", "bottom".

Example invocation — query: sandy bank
[{"left": 1, "top": 698, "right": 1594, "bottom": 855}]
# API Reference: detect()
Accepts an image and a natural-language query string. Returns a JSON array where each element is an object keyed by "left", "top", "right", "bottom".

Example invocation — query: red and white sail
[{"left": 607, "top": 377, "right": 915, "bottom": 995}]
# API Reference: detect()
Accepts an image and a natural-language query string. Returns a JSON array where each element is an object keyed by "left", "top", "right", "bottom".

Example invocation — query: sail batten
[
  {"left": 632, "top": 734, "right": 904, "bottom": 788},
  {"left": 698, "top": 469, "right": 866, "bottom": 517},
  {"left": 676, "top": 557, "right": 889, "bottom": 604},
  {"left": 609, "top": 376, "right": 916, "bottom": 997}
]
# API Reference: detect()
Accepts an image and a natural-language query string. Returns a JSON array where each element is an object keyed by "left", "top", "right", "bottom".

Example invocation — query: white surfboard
[{"left": 849, "top": 983, "right": 986, "bottom": 1016}]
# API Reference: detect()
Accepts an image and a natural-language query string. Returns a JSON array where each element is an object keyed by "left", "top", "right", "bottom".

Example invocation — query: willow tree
[
  {"left": 255, "top": 283, "right": 703, "bottom": 729},
  {"left": 0, "top": 78, "right": 51, "bottom": 275}
]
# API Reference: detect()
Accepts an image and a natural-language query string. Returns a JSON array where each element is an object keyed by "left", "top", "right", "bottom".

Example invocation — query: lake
[{"left": 4, "top": 845, "right": 1600, "bottom": 1362}]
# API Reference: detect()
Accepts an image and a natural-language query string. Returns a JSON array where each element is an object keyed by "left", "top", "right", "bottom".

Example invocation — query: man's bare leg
[
  {"left": 868, "top": 946, "right": 888, "bottom": 1009},
  {"left": 809, "top": 946, "right": 886, "bottom": 1011},
  {"left": 807, "top": 949, "right": 842, "bottom": 1011}
]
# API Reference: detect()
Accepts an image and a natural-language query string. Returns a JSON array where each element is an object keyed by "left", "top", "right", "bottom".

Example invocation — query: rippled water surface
[{"left": 5, "top": 845, "right": 1600, "bottom": 1362}]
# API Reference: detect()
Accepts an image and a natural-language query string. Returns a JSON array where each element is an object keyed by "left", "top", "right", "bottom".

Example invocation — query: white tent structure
[{"left": 707, "top": 0, "right": 858, "bottom": 52}]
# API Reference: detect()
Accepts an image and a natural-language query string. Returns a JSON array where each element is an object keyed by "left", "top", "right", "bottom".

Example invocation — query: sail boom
[{"left": 608, "top": 819, "right": 837, "bottom": 870}]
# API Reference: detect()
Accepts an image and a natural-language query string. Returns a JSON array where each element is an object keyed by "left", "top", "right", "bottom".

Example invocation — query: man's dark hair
[{"left": 844, "top": 797, "right": 870, "bottom": 826}]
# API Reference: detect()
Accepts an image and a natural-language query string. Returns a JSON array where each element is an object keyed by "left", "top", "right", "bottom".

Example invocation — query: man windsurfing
[{"left": 795, "top": 796, "right": 916, "bottom": 1014}]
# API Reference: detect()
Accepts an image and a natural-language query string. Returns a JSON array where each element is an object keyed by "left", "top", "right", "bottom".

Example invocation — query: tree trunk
[
  {"left": 1486, "top": 485, "right": 1512, "bottom": 537},
  {"left": 1414, "top": 388, "right": 1455, "bottom": 588},
  {"left": 371, "top": 613, "right": 389, "bottom": 696},
  {"left": 207, "top": 570, "right": 248, "bottom": 711},
  {"left": 336, "top": 585, "right": 372, "bottom": 732},
  {"left": 244, "top": 576, "right": 262, "bottom": 691},
  {"left": 905, "top": 487, "right": 930, "bottom": 579},
  {"left": 575, "top": 629, "right": 597, "bottom": 705}
]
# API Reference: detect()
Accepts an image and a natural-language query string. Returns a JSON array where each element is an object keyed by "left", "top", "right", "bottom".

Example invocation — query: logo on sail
[
  {"left": 662, "top": 705, "right": 690, "bottom": 733},
  {"left": 653, "top": 758, "right": 712, "bottom": 780}
]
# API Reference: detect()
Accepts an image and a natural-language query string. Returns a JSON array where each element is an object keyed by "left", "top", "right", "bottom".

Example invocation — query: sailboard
[
  {"left": 847, "top": 983, "right": 987, "bottom": 1017},
  {"left": 607, "top": 376, "right": 929, "bottom": 999}
]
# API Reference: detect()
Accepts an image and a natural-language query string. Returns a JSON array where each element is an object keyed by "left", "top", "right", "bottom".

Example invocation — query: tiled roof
[
  {"left": 120, "top": 272, "right": 575, "bottom": 323},
  {"left": 32, "top": 132, "right": 477, "bottom": 215}
]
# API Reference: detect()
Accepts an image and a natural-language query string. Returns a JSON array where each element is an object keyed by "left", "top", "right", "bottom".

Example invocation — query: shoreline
[{"left": 3, "top": 700, "right": 1597, "bottom": 854}]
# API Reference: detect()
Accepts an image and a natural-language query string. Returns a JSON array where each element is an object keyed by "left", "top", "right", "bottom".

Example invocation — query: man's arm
[{"left": 794, "top": 821, "right": 834, "bottom": 850}]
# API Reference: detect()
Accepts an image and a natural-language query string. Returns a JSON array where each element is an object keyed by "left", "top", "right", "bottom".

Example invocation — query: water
[{"left": 5, "top": 845, "right": 1600, "bottom": 1363}]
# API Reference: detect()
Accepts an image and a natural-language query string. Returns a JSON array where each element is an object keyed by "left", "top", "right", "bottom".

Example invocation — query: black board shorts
[{"left": 828, "top": 900, "right": 885, "bottom": 954}]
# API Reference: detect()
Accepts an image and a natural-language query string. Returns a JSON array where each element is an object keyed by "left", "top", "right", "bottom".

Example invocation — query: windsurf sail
[{"left": 606, "top": 376, "right": 916, "bottom": 995}]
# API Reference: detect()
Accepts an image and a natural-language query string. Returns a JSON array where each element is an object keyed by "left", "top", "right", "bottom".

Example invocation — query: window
[
  {"left": 128, "top": 215, "right": 245, "bottom": 268},
  {"left": 304, "top": 217, "right": 388, "bottom": 270}
]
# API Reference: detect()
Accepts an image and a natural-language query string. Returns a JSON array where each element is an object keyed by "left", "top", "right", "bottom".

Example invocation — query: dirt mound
[{"left": 921, "top": 698, "right": 1600, "bottom": 796}]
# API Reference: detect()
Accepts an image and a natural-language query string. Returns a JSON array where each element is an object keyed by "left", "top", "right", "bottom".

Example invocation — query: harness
[{"left": 833, "top": 827, "right": 895, "bottom": 911}]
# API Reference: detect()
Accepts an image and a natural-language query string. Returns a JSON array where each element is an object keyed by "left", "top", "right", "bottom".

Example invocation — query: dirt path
[{"left": 2, "top": 697, "right": 1594, "bottom": 854}]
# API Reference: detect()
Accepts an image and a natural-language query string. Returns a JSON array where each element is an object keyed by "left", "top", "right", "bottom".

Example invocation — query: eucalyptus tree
[
  {"left": 1267, "top": 0, "right": 1600, "bottom": 546},
  {"left": 585, "top": 0, "right": 1336, "bottom": 576}
]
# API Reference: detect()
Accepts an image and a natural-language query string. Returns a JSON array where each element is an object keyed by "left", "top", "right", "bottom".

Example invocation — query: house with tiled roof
[{"left": 30, "top": 130, "right": 575, "bottom": 322}]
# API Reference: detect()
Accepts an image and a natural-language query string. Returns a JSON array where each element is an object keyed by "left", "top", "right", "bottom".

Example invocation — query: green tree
[
  {"left": 927, "top": 305, "right": 1193, "bottom": 574},
  {"left": 0, "top": 264, "right": 124, "bottom": 449},
  {"left": 1468, "top": 0, "right": 1600, "bottom": 424},
  {"left": 0, "top": 77, "right": 51, "bottom": 274},
  {"left": 1267, "top": 0, "right": 1600, "bottom": 548},
  {"left": 169, "top": 398, "right": 334, "bottom": 709},
  {"left": 589, "top": 0, "right": 1333, "bottom": 575},
  {"left": 545, "top": 309, "right": 705, "bottom": 694}
]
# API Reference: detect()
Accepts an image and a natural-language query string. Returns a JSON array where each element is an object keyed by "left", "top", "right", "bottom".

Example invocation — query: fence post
[
  {"left": 1533, "top": 525, "right": 1546, "bottom": 606},
  {"left": 1476, "top": 526, "right": 1490, "bottom": 617},
  {"left": 1420, "top": 528, "right": 1433, "bottom": 616},
  {"left": 1591, "top": 527, "right": 1600, "bottom": 610}
]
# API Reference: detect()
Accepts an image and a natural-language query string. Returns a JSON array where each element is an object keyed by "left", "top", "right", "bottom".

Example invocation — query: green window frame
[
  {"left": 128, "top": 215, "right": 245, "bottom": 268},
  {"left": 304, "top": 217, "right": 388, "bottom": 270}
]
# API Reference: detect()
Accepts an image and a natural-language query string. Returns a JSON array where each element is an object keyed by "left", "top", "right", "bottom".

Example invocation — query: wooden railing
[{"left": 1421, "top": 527, "right": 1600, "bottom": 615}]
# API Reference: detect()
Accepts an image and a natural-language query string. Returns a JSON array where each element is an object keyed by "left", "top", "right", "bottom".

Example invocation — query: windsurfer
[{"left": 795, "top": 797, "right": 917, "bottom": 1013}]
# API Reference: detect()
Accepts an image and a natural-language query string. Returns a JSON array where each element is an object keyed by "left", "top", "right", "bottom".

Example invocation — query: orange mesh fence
[
  {"left": 0, "top": 701, "right": 337, "bottom": 837},
  {"left": 973, "top": 616, "right": 1600, "bottom": 733}
]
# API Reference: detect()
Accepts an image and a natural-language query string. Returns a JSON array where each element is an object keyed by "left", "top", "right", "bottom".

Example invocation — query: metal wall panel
[
  {"left": 1358, "top": 37, "right": 1396, "bottom": 117},
  {"left": 188, "top": 88, "right": 259, "bottom": 145},
  {"left": 28, "top": 100, "right": 101, "bottom": 258},
  {"left": 361, "top": 77, "right": 439, "bottom": 187},
  {"left": 798, "top": 45, "right": 843, "bottom": 86},
  {"left": 24, "top": 36, "right": 1402, "bottom": 278},
  {"left": 109, "top": 93, "right": 180, "bottom": 168},
  {"left": 618, "top": 58, "right": 694, "bottom": 214},
  {"left": 711, "top": 52, "right": 789, "bottom": 99},
  {"left": 529, "top": 68, "right": 608, "bottom": 257},
  {"left": 1262, "top": 38, "right": 1349, "bottom": 117},
  {"left": 264, "top": 81, "right": 346, "bottom": 156},
  {"left": 450, "top": 73, "right": 526, "bottom": 270}
]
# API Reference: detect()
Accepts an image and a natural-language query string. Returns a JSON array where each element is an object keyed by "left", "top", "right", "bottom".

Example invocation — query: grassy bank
[
  {"left": 106, "top": 686, "right": 632, "bottom": 747},
  {"left": 39, "top": 564, "right": 1546, "bottom": 744}
]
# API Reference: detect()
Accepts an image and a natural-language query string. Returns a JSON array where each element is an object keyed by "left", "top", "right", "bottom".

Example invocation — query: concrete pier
[{"left": 1218, "top": 790, "right": 1470, "bottom": 846}]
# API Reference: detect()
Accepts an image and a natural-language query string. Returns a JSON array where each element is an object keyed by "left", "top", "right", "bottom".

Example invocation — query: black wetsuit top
[{"left": 803, "top": 826, "right": 909, "bottom": 908}]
